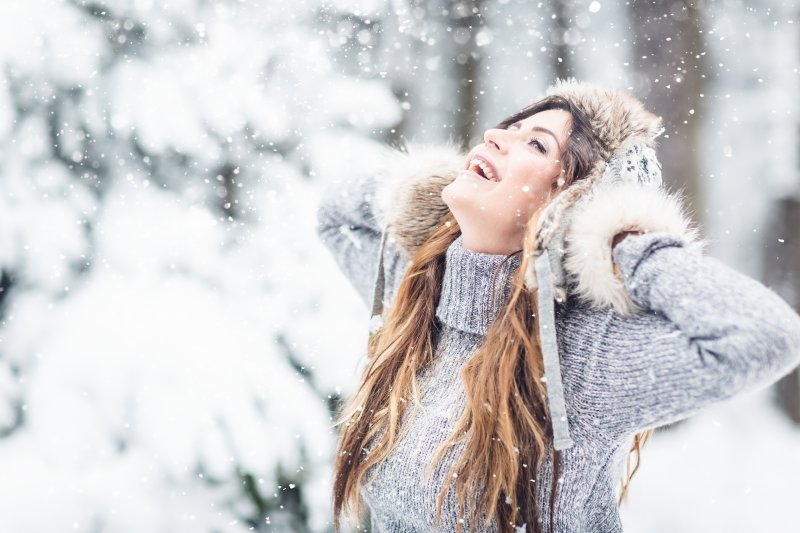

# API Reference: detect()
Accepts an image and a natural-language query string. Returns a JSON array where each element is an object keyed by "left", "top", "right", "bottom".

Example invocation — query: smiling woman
[
  {"left": 317, "top": 79, "right": 800, "bottom": 533},
  {"left": 443, "top": 98, "right": 598, "bottom": 255}
]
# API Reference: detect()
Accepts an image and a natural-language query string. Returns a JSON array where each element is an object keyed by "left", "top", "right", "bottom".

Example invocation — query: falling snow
[{"left": 0, "top": 0, "right": 798, "bottom": 532}]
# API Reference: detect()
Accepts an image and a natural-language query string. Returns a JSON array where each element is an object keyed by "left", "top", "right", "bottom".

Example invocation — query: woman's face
[{"left": 442, "top": 109, "right": 573, "bottom": 254}]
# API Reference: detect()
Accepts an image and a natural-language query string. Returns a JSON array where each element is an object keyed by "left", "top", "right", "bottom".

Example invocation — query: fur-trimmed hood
[{"left": 371, "top": 142, "right": 704, "bottom": 316}]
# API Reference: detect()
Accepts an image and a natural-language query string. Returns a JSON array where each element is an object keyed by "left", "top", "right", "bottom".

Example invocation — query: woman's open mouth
[{"left": 466, "top": 155, "right": 499, "bottom": 182}]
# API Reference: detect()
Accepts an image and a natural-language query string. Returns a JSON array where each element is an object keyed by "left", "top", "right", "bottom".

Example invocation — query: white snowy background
[{"left": 0, "top": 0, "right": 797, "bottom": 532}]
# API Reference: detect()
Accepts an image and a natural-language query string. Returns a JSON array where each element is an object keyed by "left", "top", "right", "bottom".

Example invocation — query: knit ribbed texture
[
  {"left": 316, "top": 174, "right": 800, "bottom": 533},
  {"left": 435, "top": 234, "right": 521, "bottom": 336}
]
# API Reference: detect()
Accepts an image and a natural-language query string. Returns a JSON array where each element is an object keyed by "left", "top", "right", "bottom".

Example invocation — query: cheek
[
  {"left": 498, "top": 171, "right": 555, "bottom": 218},
  {"left": 510, "top": 172, "right": 549, "bottom": 201},
  {"left": 504, "top": 188, "right": 539, "bottom": 222},
  {"left": 518, "top": 164, "right": 559, "bottom": 196},
  {"left": 480, "top": 181, "right": 536, "bottom": 224}
]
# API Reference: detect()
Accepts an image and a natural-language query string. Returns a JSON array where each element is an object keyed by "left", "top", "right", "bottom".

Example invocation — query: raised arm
[
  {"left": 577, "top": 231, "right": 800, "bottom": 439},
  {"left": 315, "top": 173, "right": 410, "bottom": 310}
]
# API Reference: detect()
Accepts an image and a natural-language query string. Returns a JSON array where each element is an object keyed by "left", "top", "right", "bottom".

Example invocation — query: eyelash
[
  {"left": 509, "top": 123, "right": 547, "bottom": 154},
  {"left": 528, "top": 137, "right": 547, "bottom": 153}
]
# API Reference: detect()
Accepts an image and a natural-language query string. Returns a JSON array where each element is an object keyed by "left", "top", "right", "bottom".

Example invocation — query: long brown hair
[{"left": 331, "top": 96, "right": 653, "bottom": 532}]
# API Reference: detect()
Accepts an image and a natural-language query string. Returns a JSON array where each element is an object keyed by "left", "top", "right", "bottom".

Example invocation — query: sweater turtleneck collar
[{"left": 435, "top": 234, "right": 523, "bottom": 336}]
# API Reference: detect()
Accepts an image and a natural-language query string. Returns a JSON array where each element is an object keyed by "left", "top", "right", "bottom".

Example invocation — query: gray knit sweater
[{"left": 316, "top": 174, "right": 800, "bottom": 533}]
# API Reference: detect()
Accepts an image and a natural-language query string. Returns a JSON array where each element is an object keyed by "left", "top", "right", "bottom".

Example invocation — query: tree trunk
[
  {"left": 763, "top": 197, "right": 800, "bottom": 425},
  {"left": 550, "top": 0, "right": 576, "bottom": 80},
  {"left": 629, "top": 0, "right": 707, "bottom": 230},
  {"left": 450, "top": 0, "right": 485, "bottom": 148}
]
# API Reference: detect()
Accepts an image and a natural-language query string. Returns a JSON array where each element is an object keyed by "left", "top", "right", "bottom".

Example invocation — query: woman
[{"left": 316, "top": 78, "right": 800, "bottom": 533}]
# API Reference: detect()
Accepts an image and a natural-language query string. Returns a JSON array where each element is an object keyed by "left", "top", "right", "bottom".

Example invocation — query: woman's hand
[
  {"left": 611, "top": 230, "right": 644, "bottom": 285},
  {"left": 612, "top": 230, "right": 644, "bottom": 250}
]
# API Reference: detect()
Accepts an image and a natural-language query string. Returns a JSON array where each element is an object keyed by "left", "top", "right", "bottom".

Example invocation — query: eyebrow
[{"left": 510, "top": 122, "right": 564, "bottom": 154}]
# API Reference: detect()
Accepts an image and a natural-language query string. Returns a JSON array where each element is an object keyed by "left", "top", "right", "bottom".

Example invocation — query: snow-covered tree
[
  {"left": 2, "top": 1, "right": 799, "bottom": 532},
  {"left": 0, "top": 0, "right": 399, "bottom": 531}
]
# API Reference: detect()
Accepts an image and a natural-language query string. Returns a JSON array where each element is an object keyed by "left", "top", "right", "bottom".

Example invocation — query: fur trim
[
  {"left": 532, "top": 79, "right": 665, "bottom": 256},
  {"left": 546, "top": 78, "right": 664, "bottom": 155},
  {"left": 371, "top": 80, "right": 667, "bottom": 260},
  {"left": 372, "top": 142, "right": 466, "bottom": 255},
  {"left": 367, "top": 80, "right": 700, "bottom": 316},
  {"left": 367, "top": 143, "right": 706, "bottom": 315},
  {"left": 562, "top": 182, "right": 706, "bottom": 315}
]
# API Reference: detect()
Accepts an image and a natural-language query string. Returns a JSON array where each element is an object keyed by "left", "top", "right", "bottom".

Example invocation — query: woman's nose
[{"left": 483, "top": 128, "right": 508, "bottom": 154}]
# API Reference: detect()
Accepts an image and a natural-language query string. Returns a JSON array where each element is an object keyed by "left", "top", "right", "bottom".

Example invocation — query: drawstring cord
[
  {"left": 534, "top": 249, "right": 574, "bottom": 451},
  {"left": 368, "top": 224, "right": 390, "bottom": 344}
]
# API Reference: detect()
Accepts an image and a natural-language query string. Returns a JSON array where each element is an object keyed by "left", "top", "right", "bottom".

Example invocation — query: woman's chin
[
  {"left": 457, "top": 168, "right": 496, "bottom": 186},
  {"left": 443, "top": 171, "right": 494, "bottom": 204}
]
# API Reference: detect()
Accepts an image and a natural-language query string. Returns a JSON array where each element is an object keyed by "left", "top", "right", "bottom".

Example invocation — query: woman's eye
[{"left": 528, "top": 137, "right": 547, "bottom": 153}]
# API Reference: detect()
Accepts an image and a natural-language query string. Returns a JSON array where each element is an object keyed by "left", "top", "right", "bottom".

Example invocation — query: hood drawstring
[
  {"left": 534, "top": 249, "right": 574, "bottom": 450},
  {"left": 368, "top": 223, "right": 390, "bottom": 345}
]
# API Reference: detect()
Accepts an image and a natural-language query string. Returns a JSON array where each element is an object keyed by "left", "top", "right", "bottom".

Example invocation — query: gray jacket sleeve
[
  {"left": 315, "top": 174, "right": 411, "bottom": 311},
  {"left": 581, "top": 231, "right": 800, "bottom": 438}
]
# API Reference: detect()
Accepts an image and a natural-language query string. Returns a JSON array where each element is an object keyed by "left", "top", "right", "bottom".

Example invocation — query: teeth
[{"left": 470, "top": 158, "right": 496, "bottom": 181}]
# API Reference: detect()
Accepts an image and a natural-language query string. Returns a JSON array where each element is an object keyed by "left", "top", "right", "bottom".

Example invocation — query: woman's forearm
[
  {"left": 316, "top": 175, "right": 386, "bottom": 307},
  {"left": 316, "top": 174, "right": 410, "bottom": 310},
  {"left": 578, "top": 231, "right": 800, "bottom": 437},
  {"left": 613, "top": 231, "right": 800, "bottom": 379}
]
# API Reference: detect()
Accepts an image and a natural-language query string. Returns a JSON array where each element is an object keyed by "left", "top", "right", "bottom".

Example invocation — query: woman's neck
[{"left": 459, "top": 230, "right": 523, "bottom": 256}]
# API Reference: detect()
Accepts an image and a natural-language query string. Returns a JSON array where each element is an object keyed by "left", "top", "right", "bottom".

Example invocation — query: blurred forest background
[{"left": 0, "top": 0, "right": 798, "bottom": 532}]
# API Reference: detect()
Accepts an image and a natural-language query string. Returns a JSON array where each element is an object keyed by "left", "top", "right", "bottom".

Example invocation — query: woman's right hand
[{"left": 612, "top": 230, "right": 644, "bottom": 250}]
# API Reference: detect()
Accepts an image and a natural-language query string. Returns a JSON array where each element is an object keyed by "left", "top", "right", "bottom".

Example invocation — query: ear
[
  {"left": 372, "top": 142, "right": 466, "bottom": 255},
  {"left": 563, "top": 182, "right": 707, "bottom": 315}
]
